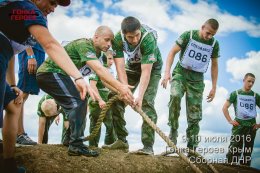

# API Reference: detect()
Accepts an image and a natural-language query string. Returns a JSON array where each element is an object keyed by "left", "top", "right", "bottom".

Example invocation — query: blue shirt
[{"left": 0, "top": 0, "right": 47, "bottom": 44}]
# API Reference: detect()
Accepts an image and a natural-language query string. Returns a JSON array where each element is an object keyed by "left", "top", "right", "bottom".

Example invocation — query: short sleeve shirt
[
  {"left": 112, "top": 25, "right": 162, "bottom": 73},
  {"left": 89, "top": 65, "right": 113, "bottom": 101},
  {"left": 37, "top": 38, "right": 99, "bottom": 75},
  {"left": 0, "top": 1, "right": 47, "bottom": 44},
  {"left": 228, "top": 89, "right": 260, "bottom": 125},
  {"left": 173, "top": 30, "right": 220, "bottom": 81}
]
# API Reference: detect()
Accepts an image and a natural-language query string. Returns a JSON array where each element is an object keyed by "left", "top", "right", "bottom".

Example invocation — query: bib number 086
[{"left": 188, "top": 50, "right": 207, "bottom": 62}]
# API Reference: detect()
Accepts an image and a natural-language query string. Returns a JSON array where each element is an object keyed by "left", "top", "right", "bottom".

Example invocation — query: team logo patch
[
  {"left": 86, "top": 52, "right": 97, "bottom": 59},
  {"left": 148, "top": 54, "right": 156, "bottom": 61}
]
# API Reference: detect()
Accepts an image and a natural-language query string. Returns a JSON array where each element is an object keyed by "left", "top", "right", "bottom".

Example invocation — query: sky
[{"left": 8, "top": 0, "right": 260, "bottom": 170}]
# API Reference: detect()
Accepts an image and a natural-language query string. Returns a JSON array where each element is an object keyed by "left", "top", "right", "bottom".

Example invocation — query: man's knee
[{"left": 5, "top": 101, "right": 22, "bottom": 115}]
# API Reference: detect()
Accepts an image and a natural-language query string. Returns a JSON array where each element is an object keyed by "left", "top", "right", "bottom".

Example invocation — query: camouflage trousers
[
  {"left": 168, "top": 77, "right": 204, "bottom": 149},
  {"left": 110, "top": 68, "right": 161, "bottom": 147},
  {"left": 226, "top": 118, "right": 257, "bottom": 166},
  {"left": 88, "top": 100, "right": 116, "bottom": 147}
]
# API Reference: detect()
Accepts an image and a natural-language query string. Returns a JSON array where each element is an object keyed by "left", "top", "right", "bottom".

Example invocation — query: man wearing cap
[
  {"left": 0, "top": 1, "right": 93, "bottom": 173},
  {"left": 37, "top": 94, "right": 69, "bottom": 144}
]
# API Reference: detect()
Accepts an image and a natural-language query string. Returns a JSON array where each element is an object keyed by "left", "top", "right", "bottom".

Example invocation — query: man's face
[
  {"left": 124, "top": 29, "right": 141, "bottom": 46},
  {"left": 200, "top": 24, "right": 217, "bottom": 41},
  {"left": 35, "top": 0, "right": 58, "bottom": 16},
  {"left": 243, "top": 76, "right": 255, "bottom": 91},
  {"left": 96, "top": 33, "right": 114, "bottom": 52}
]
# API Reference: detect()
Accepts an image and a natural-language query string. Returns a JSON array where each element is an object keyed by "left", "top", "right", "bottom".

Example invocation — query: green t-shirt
[
  {"left": 37, "top": 38, "right": 99, "bottom": 76},
  {"left": 228, "top": 89, "right": 260, "bottom": 126},
  {"left": 173, "top": 30, "right": 220, "bottom": 81},
  {"left": 88, "top": 65, "right": 112, "bottom": 101},
  {"left": 37, "top": 95, "right": 68, "bottom": 121},
  {"left": 112, "top": 25, "right": 162, "bottom": 73}
]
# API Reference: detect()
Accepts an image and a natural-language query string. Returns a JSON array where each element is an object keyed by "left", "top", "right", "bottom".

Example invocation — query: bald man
[{"left": 37, "top": 26, "right": 134, "bottom": 157}]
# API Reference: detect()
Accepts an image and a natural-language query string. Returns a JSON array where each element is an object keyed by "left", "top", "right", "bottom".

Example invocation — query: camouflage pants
[
  {"left": 88, "top": 100, "right": 116, "bottom": 147},
  {"left": 168, "top": 78, "right": 204, "bottom": 149},
  {"left": 110, "top": 68, "right": 161, "bottom": 147},
  {"left": 226, "top": 119, "right": 257, "bottom": 166}
]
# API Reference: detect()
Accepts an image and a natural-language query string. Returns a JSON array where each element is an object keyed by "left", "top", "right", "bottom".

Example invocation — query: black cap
[{"left": 57, "top": 0, "right": 71, "bottom": 6}]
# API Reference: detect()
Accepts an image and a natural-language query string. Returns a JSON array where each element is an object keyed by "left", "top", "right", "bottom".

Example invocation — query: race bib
[
  {"left": 79, "top": 65, "right": 93, "bottom": 77},
  {"left": 79, "top": 52, "right": 104, "bottom": 77},
  {"left": 236, "top": 92, "right": 257, "bottom": 120},
  {"left": 121, "top": 24, "right": 157, "bottom": 64},
  {"left": 180, "top": 31, "right": 215, "bottom": 73}
]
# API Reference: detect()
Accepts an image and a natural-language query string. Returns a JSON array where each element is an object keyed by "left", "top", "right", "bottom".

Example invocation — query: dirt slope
[{"left": 0, "top": 144, "right": 259, "bottom": 173}]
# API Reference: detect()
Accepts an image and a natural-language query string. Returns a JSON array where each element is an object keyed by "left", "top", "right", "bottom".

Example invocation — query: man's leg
[
  {"left": 103, "top": 69, "right": 139, "bottom": 151},
  {"left": 42, "top": 117, "right": 55, "bottom": 144},
  {"left": 240, "top": 126, "right": 256, "bottom": 166},
  {"left": 138, "top": 72, "right": 161, "bottom": 155},
  {"left": 16, "top": 50, "right": 39, "bottom": 145},
  {"left": 168, "top": 79, "right": 185, "bottom": 145},
  {"left": 3, "top": 85, "right": 25, "bottom": 173},
  {"left": 37, "top": 72, "right": 98, "bottom": 157},
  {"left": 103, "top": 109, "right": 116, "bottom": 145},
  {"left": 226, "top": 125, "right": 244, "bottom": 165},
  {"left": 61, "top": 115, "right": 70, "bottom": 146},
  {"left": 186, "top": 80, "right": 204, "bottom": 151},
  {"left": 17, "top": 93, "right": 29, "bottom": 136},
  {"left": 16, "top": 93, "right": 36, "bottom": 145}
]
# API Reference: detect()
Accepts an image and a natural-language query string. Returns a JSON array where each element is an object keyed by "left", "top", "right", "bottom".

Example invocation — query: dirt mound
[{"left": 0, "top": 144, "right": 259, "bottom": 173}]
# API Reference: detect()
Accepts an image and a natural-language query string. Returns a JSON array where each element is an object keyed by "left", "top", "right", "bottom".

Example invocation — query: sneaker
[
  {"left": 102, "top": 139, "right": 129, "bottom": 152},
  {"left": 16, "top": 133, "right": 37, "bottom": 145},
  {"left": 134, "top": 146, "right": 154, "bottom": 155},
  {"left": 68, "top": 145, "right": 99, "bottom": 157}
]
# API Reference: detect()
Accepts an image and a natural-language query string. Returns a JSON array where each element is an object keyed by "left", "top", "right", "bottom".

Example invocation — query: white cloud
[
  {"left": 170, "top": 0, "right": 260, "bottom": 37},
  {"left": 226, "top": 51, "right": 260, "bottom": 91},
  {"left": 47, "top": 7, "right": 100, "bottom": 42},
  {"left": 112, "top": 0, "right": 260, "bottom": 38},
  {"left": 46, "top": 0, "right": 260, "bottom": 48}
]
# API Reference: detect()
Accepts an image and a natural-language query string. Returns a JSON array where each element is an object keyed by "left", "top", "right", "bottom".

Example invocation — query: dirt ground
[{"left": 0, "top": 144, "right": 259, "bottom": 173}]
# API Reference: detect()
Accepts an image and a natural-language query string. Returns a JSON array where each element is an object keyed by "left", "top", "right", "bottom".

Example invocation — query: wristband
[
  {"left": 10, "top": 85, "right": 16, "bottom": 87},
  {"left": 28, "top": 55, "right": 35, "bottom": 59},
  {"left": 74, "top": 76, "right": 83, "bottom": 82}
]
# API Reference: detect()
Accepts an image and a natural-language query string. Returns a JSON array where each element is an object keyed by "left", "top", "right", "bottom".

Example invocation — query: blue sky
[{"left": 11, "top": 0, "right": 260, "bottom": 169}]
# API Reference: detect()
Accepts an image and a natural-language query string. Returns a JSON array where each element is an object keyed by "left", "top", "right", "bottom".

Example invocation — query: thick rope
[
  {"left": 83, "top": 95, "right": 218, "bottom": 173},
  {"left": 83, "top": 95, "right": 119, "bottom": 141},
  {"left": 134, "top": 107, "right": 219, "bottom": 173}
]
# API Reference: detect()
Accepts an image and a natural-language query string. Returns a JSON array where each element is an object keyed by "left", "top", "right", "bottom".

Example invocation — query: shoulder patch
[
  {"left": 86, "top": 52, "right": 97, "bottom": 59},
  {"left": 148, "top": 54, "right": 156, "bottom": 61},
  {"left": 177, "top": 38, "right": 183, "bottom": 45}
]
